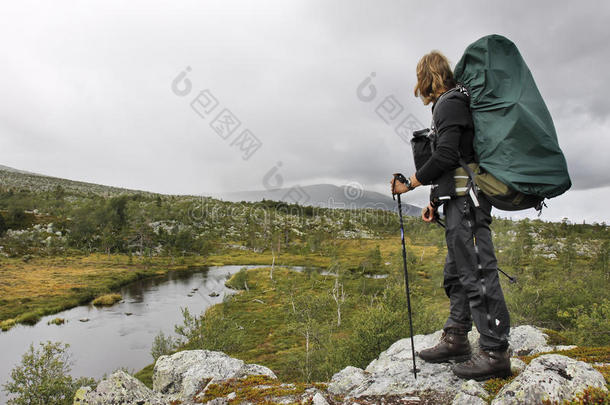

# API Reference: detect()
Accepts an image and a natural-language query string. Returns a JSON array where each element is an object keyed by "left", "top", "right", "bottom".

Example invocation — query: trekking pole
[
  {"left": 392, "top": 174, "right": 418, "bottom": 379},
  {"left": 431, "top": 210, "right": 517, "bottom": 283},
  {"left": 497, "top": 267, "right": 517, "bottom": 284}
]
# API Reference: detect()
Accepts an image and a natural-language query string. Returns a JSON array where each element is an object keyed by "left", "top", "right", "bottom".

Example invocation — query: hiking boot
[
  {"left": 452, "top": 349, "right": 511, "bottom": 381},
  {"left": 418, "top": 329, "right": 471, "bottom": 363}
]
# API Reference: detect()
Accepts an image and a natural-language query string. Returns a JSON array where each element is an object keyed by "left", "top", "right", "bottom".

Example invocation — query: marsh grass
[
  {"left": 0, "top": 238, "right": 424, "bottom": 331},
  {"left": 47, "top": 317, "right": 65, "bottom": 326},
  {"left": 91, "top": 293, "right": 122, "bottom": 306},
  {"left": 0, "top": 254, "right": 197, "bottom": 330}
]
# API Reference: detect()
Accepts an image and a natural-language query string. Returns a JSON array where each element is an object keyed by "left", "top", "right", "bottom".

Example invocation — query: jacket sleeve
[{"left": 415, "top": 98, "right": 470, "bottom": 185}]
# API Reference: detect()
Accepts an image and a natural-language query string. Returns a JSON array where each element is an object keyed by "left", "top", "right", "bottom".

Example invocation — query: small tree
[
  {"left": 0, "top": 212, "right": 6, "bottom": 237},
  {"left": 330, "top": 265, "right": 346, "bottom": 327},
  {"left": 288, "top": 295, "right": 327, "bottom": 382},
  {"left": 3, "top": 341, "right": 94, "bottom": 405},
  {"left": 151, "top": 331, "right": 177, "bottom": 360},
  {"left": 174, "top": 307, "right": 204, "bottom": 347}
]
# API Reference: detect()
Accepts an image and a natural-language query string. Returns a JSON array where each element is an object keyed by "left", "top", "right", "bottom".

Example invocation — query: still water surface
[{"left": 0, "top": 265, "right": 282, "bottom": 403}]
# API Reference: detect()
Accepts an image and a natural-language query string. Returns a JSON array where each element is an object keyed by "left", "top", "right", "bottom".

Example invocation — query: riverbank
[
  {"left": 0, "top": 238, "right": 420, "bottom": 331},
  {"left": 133, "top": 237, "right": 446, "bottom": 387}
]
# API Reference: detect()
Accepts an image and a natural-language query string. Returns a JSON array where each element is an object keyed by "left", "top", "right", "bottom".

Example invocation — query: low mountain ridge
[
  {"left": 0, "top": 165, "right": 421, "bottom": 215},
  {"left": 218, "top": 184, "right": 422, "bottom": 216},
  {"left": 0, "top": 164, "right": 149, "bottom": 196}
]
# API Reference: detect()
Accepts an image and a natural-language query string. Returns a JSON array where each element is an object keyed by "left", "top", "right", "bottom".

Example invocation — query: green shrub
[
  {"left": 332, "top": 282, "right": 443, "bottom": 370},
  {"left": 225, "top": 268, "right": 252, "bottom": 290},
  {"left": 150, "top": 331, "right": 177, "bottom": 360},
  {"left": 2, "top": 341, "right": 95, "bottom": 405},
  {"left": 558, "top": 299, "right": 610, "bottom": 346},
  {"left": 174, "top": 307, "right": 247, "bottom": 354}
]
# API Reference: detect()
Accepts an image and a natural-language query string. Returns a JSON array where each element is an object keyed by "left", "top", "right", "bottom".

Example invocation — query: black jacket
[{"left": 415, "top": 89, "right": 475, "bottom": 185}]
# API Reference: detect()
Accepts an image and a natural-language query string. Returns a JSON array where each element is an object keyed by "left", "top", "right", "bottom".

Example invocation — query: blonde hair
[{"left": 414, "top": 51, "right": 456, "bottom": 105}]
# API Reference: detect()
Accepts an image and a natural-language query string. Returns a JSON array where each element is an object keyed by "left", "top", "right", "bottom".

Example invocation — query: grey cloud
[{"left": 0, "top": 0, "right": 609, "bottom": 221}]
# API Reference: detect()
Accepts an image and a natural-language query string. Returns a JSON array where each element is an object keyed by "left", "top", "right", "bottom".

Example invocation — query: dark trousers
[{"left": 442, "top": 195, "right": 510, "bottom": 351}]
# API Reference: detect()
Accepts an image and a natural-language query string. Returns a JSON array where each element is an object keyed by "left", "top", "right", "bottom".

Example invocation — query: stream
[{"left": 0, "top": 265, "right": 289, "bottom": 403}]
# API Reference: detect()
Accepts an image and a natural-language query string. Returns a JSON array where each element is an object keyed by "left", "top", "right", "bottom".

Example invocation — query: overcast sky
[{"left": 1, "top": 0, "right": 609, "bottom": 223}]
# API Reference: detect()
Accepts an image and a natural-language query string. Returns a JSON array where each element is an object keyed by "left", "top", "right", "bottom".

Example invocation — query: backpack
[
  {"left": 411, "top": 35, "right": 571, "bottom": 212},
  {"left": 453, "top": 34, "right": 571, "bottom": 210}
]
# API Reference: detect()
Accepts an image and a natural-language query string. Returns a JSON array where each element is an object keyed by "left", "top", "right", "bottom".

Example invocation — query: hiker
[{"left": 390, "top": 50, "right": 511, "bottom": 380}]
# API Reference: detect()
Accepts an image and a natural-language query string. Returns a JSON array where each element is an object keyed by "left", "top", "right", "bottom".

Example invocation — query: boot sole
[{"left": 419, "top": 353, "right": 471, "bottom": 364}]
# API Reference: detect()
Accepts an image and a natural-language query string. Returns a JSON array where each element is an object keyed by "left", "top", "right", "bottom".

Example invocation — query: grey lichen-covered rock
[
  {"left": 529, "top": 344, "right": 577, "bottom": 355},
  {"left": 327, "top": 366, "right": 369, "bottom": 396},
  {"left": 492, "top": 354, "right": 607, "bottom": 405},
  {"left": 507, "top": 325, "right": 548, "bottom": 356},
  {"left": 73, "top": 370, "right": 165, "bottom": 405},
  {"left": 328, "top": 325, "right": 579, "bottom": 400},
  {"left": 510, "top": 358, "right": 526, "bottom": 374},
  {"left": 458, "top": 379, "right": 487, "bottom": 398},
  {"left": 312, "top": 392, "right": 330, "bottom": 405},
  {"left": 452, "top": 379, "right": 488, "bottom": 405},
  {"left": 153, "top": 350, "right": 276, "bottom": 401},
  {"left": 236, "top": 363, "right": 278, "bottom": 379},
  {"left": 329, "top": 330, "right": 464, "bottom": 398},
  {"left": 452, "top": 392, "right": 487, "bottom": 405}
]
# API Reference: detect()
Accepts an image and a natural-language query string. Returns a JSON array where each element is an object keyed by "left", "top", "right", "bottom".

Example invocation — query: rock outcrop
[
  {"left": 154, "top": 350, "right": 276, "bottom": 401},
  {"left": 328, "top": 325, "right": 606, "bottom": 403},
  {"left": 74, "top": 350, "right": 276, "bottom": 405},
  {"left": 74, "top": 326, "right": 607, "bottom": 405},
  {"left": 492, "top": 354, "right": 607, "bottom": 405},
  {"left": 73, "top": 370, "right": 165, "bottom": 405}
]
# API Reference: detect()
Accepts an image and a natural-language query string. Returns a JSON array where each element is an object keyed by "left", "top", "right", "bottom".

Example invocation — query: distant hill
[
  {"left": 0, "top": 165, "right": 421, "bottom": 215},
  {"left": 217, "top": 184, "right": 421, "bottom": 216},
  {"left": 0, "top": 164, "right": 150, "bottom": 196},
  {"left": 0, "top": 165, "right": 41, "bottom": 176}
]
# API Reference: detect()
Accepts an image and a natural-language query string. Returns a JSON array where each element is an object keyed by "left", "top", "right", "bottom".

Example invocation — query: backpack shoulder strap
[
  {"left": 432, "top": 85, "right": 470, "bottom": 127},
  {"left": 459, "top": 158, "right": 480, "bottom": 207}
]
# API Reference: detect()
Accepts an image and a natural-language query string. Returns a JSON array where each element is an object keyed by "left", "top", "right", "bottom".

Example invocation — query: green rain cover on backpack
[{"left": 454, "top": 34, "right": 571, "bottom": 199}]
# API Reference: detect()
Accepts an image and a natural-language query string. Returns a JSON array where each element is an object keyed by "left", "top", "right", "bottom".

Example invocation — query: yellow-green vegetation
[
  {"left": 543, "top": 328, "right": 572, "bottom": 345},
  {"left": 163, "top": 228, "right": 610, "bottom": 387},
  {"left": 559, "top": 386, "right": 610, "bottom": 404},
  {"left": 0, "top": 237, "right": 434, "bottom": 331},
  {"left": 0, "top": 318, "right": 16, "bottom": 331},
  {"left": 134, "top": 363, "right": 155, "bottom": 388},
  {"left": 195, "top": 374, "right": 326, "bottom": 404},
  {"left": 2, "top": 173, "right": 609, "bottom": 401},
  {"left": 0, "top": 254, "right": 206, "bottom": 330},
  {"left": 174, "top": 238, "right": 447, "bottom": 383},
  {"left": 91, "top": 293, "right": 122, "bottom": 306},
  {"left": 47, "top": 317, "right": 65, "bottom": 325},
  {"left": 519, "top": 346, "right": 610, "bottom": 365},
  {"left": 483, "top": 374, "right": 517, "bottom": 400}
]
